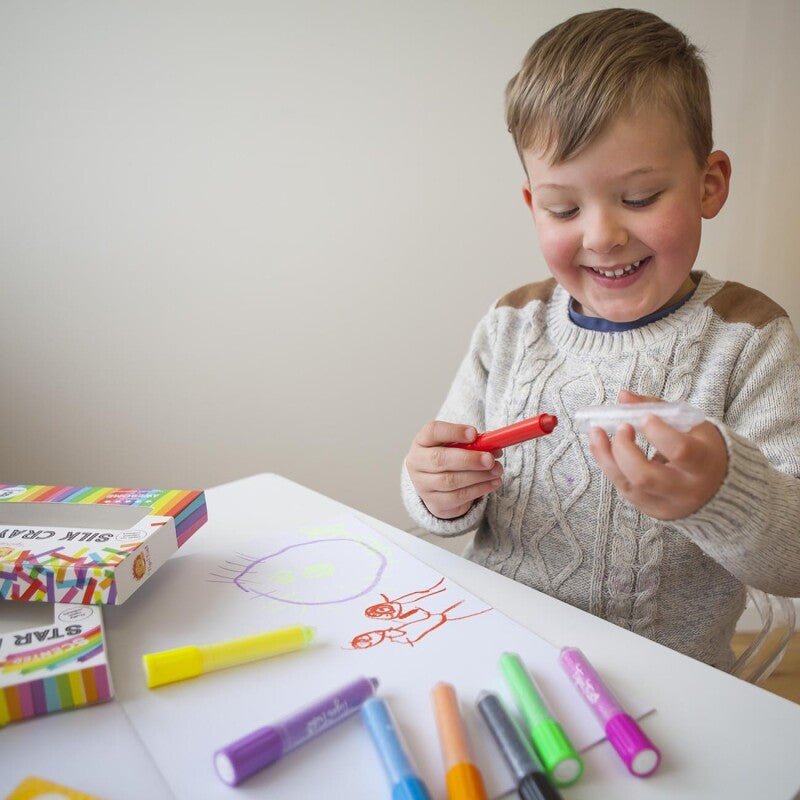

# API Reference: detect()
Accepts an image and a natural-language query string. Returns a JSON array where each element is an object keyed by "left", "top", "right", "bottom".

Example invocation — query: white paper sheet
[{"left": 107, "top": 515, "right": 652, "bottom": 799}]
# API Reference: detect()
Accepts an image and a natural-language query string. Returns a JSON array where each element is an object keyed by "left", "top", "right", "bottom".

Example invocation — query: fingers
[
  {"left": 413, "top": 459, "right": 503, "bottom": 494},
  {"left": 423, "top": 475, "right": 503, "bottom": 519},
  {"left": 588, "top": 427, "right": 633, "bottom": 491},
  {"left": 409, "top": 445, "right": 497, "bottom": 475},
  {"left": 616, "top": 397, "right": 705, "bottom": 469},
  {"left": 411, "top": 421, "right": 502, "bottom": 461},
  {"left": 589, "top": 418, "right": 729, "bottom": 520},
  {"left": 640, "top": 416, "right": 717, "bottom": 472},
  {"left": 614, "top": 394, "right": 678, "bottom": 465},
  {"left": 609, "top": 424, "right": 672, "bottom": 493},
  {"left": 407, "top": 419, "right": 504, "bottom": 519},
  {"left": 591, "top": 424, "right": 672, "bottom": 497},
  {"left": 409, "top": 421, "right": 497, "bottom": 474},
  {"left": 415, "top": 420, "right": 477, "bottom": 448}
]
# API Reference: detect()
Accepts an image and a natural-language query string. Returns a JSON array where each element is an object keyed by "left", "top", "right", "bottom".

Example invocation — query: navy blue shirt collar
[{"left": 568, "top": 287, "right": 697, "bottom": 332}]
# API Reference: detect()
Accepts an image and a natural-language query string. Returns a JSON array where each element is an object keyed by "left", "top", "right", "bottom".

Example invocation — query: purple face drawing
[{"left": 209, "top": 538, "right": 387, "bottom": 606}]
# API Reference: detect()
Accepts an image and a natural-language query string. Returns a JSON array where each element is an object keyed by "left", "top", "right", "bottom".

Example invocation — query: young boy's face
[{"left": 522, "top": 108, "right": 729, "bottom": 322}]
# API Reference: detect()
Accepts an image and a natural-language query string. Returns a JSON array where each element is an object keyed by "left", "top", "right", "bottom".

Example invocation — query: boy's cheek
[
  {"left": 646, "top": 200, "right": 702, "bottom": 257},
  {"left": 536, "top": 225, "right": 578, "bottom": 272}
]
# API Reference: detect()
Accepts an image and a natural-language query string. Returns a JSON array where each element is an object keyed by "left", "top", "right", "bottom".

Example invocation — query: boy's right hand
[{"left": 405, "top": 421, "right": 503, "bottom": 520}]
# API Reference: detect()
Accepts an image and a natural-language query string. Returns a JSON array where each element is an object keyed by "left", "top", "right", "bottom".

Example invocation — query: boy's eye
[
  {"left": 548, "top": 207, "right": 579, "bottom": 220},
  {"left": 624, "top": 191, "right": 663, "bottom": 208},
  {"left": 545, "top": 190, "right": 663, "bottom": 219}
]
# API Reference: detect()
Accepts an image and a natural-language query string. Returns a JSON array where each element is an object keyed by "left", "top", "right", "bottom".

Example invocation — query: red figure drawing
[{"left": 348, "top": 577, "right": 491, "bottom": 650}]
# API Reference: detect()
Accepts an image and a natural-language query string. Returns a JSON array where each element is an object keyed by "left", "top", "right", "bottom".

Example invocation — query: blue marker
[{"left": 361, "top": 697, "right": 432, "bottom": 800}]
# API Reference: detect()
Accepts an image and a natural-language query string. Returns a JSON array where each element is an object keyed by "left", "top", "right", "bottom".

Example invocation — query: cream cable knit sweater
[{"left": 401, "top": 272, "right": 800, "bottom": 669}]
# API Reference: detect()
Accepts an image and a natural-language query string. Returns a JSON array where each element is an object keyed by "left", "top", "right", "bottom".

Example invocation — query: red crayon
[{"left": 451, "top": 413, "right": 558, "bottom": 451}]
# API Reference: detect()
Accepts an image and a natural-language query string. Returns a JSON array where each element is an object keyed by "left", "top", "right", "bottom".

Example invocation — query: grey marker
[{"left": 477, "top": 692, "right": 563, "bottom": 800}]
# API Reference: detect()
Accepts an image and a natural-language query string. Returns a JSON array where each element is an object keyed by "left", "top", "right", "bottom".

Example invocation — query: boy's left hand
[{"left": 588, "top": 390, "right": 729, "bottom": 520}]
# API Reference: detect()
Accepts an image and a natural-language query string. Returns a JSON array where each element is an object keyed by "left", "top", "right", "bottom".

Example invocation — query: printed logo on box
[
  {"left": 58, "top": 607, "right": 94, "bottom": 623},
  {"left": 0, "top": 486, "right": 27, "bottom": 501},
  {"left": 132, "top": 547, "right": 152, "bottom": 581}
]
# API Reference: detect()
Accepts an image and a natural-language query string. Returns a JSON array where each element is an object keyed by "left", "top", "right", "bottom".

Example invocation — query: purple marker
[
  {"left": 214, "top": 675, "right": 379, "bottom": 786},
  {"left": 559, "top": 647, "right": 660, "bottom": 777}
]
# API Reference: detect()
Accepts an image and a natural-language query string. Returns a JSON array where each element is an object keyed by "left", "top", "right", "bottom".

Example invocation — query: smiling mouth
[{"left": 582, "top": 256, "right": 651, "bottom": 278}]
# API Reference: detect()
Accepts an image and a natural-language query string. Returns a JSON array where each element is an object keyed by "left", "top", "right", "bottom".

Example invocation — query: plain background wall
[{"left": 2, "top": 1, "right": 799, "bottom": 533}]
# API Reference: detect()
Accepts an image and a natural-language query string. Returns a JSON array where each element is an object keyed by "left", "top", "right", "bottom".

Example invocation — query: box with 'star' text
[{"left": 0, "top": 603, "right": 112, "bottom": 727}]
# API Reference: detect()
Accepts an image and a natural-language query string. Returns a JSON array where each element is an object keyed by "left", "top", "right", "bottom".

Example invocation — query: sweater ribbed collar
[{"left": 546, "top": 271, "right": 724, "bottom": 357}]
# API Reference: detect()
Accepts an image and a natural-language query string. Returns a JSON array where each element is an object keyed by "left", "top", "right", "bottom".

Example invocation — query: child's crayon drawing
[
  {"left": 208, "top": 537, "right": 387, "bottom": 605},
  {"left": 347, "top": 577, "right": 491, "bottom": 649}
]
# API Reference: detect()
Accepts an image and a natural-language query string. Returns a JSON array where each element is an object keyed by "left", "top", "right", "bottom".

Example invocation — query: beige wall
[{"left": 2, "top": 1, "right": 798, "bottom": 530}]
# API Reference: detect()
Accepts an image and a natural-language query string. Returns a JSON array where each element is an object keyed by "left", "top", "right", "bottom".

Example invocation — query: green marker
[{"left": 499, "top": 652, "right": 584, "bottom": 787}]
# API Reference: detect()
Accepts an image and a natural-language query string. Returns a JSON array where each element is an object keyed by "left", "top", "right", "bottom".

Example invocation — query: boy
[{"left": 402, "top": 8, "right": 800, "bottom": 669}]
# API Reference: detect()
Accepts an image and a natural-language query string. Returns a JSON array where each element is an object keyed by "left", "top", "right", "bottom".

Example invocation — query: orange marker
[{"left": 432, "top": 682, "right": 488, "bottom": 800}]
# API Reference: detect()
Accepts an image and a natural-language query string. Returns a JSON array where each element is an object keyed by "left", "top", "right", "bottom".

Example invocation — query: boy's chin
[{"left": 602, "top": 308, "right": 649, "bottom": 323}]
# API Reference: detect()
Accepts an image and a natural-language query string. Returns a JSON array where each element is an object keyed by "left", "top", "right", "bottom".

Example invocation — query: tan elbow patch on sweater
[
  {"left": 705, "top": 281, "right": 787, "bottom": 329},
  {"left": 496, "top": 278, "right": 558, "bottom": 310}
]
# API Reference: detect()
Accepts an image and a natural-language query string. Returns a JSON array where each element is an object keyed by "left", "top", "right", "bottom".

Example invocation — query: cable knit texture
[{"left": 401, "top": 272, "right": 800, "bottom": 669}]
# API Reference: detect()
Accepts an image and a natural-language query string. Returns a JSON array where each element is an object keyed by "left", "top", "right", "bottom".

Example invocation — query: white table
[{"left": 2, "top": 473, "right": 799, "bottom": 799}]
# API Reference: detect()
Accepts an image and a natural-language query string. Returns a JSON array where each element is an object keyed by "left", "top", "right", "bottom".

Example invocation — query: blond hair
[{"left": 506, "top": 8, "right": 712, "bottom": 167}]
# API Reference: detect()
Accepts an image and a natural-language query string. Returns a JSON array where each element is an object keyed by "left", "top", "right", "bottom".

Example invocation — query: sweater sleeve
[
  {"left": 671, "top": 316, "right": 800, "bottom": 596},
  {"left": 400, "top": 306, "right": 497, "bottom": 537}
]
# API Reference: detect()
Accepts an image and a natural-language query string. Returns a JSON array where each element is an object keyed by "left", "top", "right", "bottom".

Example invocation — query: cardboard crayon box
[
  {"left": 0, "top": 484, "right": 207, "bottom": 604},
  {"left": 0, "top": 604, "right": 113, "bottom": 727}
]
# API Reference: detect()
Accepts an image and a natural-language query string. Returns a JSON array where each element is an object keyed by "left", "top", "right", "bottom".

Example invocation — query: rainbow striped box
[
  {"left": 0, "top": 484, "right": 208, "bottom": 604},
  {"left": 0, "top": 604, "right": 112, "bottom": 727}
]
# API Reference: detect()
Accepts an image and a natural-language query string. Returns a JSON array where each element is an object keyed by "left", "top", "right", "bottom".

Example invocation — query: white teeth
[{"left": 589, "top": 258, "right": 645, "bottom": 278}]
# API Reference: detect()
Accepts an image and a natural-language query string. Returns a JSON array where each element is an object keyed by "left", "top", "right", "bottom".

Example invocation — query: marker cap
[
  {"left": 391, "top": 776, "right": 432, "bottom": 800},
  {"left": 605, "top": 713, "right": 661, "bottom": 777},
  {"left": 214, "top": 725, "right": 283, "bottom": 786},
  {"left": 532, "top": 719, "right": 583, "bottom": 787},
  {"left": 539, "top": 414, "right": 557, "bottom": 433},
  {"left": 445, "top": 763, "right": 487, "bottom": 800},
  {"left": 142, "top": 646, "right": 203, "bottom": 688},
  {"left": 518, "top": 772, "right": 564, "bottom": 800}
]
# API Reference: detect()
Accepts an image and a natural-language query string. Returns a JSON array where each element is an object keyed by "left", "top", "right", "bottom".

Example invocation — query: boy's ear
[
  {"left": 701, "top": 150, "right": 731, "bottom": 219},
  {"left": 522, "top": 181, "right": 535, "bottom": 217}
]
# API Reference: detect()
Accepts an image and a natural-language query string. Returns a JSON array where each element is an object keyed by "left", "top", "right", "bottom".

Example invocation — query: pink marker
[{"left": 559, "top": 647, "right": 660, "bottom": 778}]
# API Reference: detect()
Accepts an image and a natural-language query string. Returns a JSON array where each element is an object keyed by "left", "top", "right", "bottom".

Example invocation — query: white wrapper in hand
[{"left": 574, "top": 401, "right": 706, "bottom": 434}]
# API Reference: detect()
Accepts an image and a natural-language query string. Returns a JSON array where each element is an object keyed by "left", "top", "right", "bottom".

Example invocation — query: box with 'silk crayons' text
[{"left": 0, "top": 484, "right": 208, "bottom": 605}]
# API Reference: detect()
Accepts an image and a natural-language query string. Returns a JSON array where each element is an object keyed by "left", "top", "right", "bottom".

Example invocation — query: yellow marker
[{"left": 142, "top": 625, "right": 314, "bottom": 688}]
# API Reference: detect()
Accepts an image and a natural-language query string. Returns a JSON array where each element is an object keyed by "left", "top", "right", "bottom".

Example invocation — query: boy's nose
[{"left": 582, "top": 209, "right": 629, "bottom": 254}]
